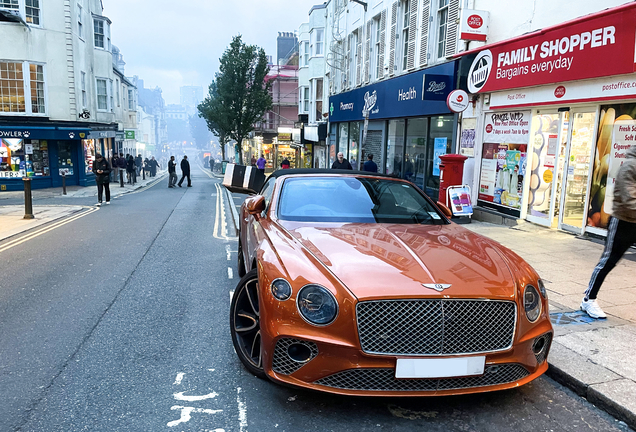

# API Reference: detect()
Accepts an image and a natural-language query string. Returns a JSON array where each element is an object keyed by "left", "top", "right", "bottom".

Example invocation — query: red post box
[{"left": 438, "top": 154, "right": 468, "bottom": 207}]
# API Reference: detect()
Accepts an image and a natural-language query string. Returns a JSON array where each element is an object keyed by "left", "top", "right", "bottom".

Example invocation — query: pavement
[
  {"left": 465, "top": 220, "right": 636, "bottom": 429},
  {"left": 0, "top": 171, "right": 167, "bottom": 242}
]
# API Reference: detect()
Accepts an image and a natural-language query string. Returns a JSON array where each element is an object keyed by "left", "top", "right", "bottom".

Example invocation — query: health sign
[{"left": 466, "top": 3, "right": 636, "bottom": 93}]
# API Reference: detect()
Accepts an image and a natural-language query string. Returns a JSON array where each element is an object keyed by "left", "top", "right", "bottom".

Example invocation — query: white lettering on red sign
[{"left": 468, "top": 15, "right": 483, "bottom": 29}]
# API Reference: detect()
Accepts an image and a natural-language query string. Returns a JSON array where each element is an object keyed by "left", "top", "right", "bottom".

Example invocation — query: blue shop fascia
[
  {"left": 0, "top": 120, "right": 118, "bottom": 191},
  {"left": 327, "top": 60, "right": 460, "bottom": 201}
]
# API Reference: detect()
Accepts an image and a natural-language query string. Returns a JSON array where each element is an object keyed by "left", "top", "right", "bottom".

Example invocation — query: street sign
[{"left": 124, "top": 130, "right": 136, "bottom": 140}]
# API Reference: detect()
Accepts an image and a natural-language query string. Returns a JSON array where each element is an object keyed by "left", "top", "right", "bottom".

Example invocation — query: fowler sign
[{"left": 465, "top": 3, "right": 636, "bottom": 93}]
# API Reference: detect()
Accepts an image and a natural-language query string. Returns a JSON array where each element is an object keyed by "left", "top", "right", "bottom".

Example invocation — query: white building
[{"left": 0, "top": 0, "right": 132, "bottom": 190}]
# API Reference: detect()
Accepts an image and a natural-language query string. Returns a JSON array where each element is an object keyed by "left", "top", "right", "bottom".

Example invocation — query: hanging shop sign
[
  {"left": 460, "top": 10, "right": 489, "bottom": 42},
  {"left": 329, "top": 61, "right": 455, "bottom": 122},
  {"left": 124, "top": 130, "right": 135, "bottom": 140},
  {"left": 447, "top": 89, "right": 470, "bottom": 113},
  {"left": 464, "top": 3, "right": 636, "bottom": 94}
]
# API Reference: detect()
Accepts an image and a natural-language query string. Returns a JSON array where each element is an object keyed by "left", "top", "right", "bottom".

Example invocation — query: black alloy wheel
[
  {"left": 230, "top": 269, "right": 266, "bottom": 378},
  {"left": 237, "top": 239, "right": 246, "bottom": 277}
]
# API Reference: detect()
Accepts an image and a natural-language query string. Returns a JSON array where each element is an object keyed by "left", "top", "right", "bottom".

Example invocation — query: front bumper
[{"left": 262, "top": 325, "right": 552, "bottom": 397}]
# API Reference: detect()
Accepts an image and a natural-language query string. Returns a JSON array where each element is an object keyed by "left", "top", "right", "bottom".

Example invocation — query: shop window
[
  {"left": 349, "top": 121, "right": 361, "bottom": 169},
  {"left": 338, "top": 123, "right": 349, "bottom": 160},
  {"left": 0, "top": 139, "right": 50, "bottom": 178},
  {"left": 84, "top": 139, "right": 96, "bottom": 174},
  {"left": 405, "top": 118, "right": 429, "bottom": 190},
  {"left": 426, "top": 116, "right": 453, "bottom": 200},
  {"left": 386, "top": 119, "right": 405, "bottom": 176}
]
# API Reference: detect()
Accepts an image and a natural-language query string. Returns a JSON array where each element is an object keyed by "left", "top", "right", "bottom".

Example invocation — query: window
[
  {"left": 302, "top": 87, "right": 309, "bottom": 113},
  {"left": 350, "top": 30, "right": 358, "bottom": 87},
  {"left": 108, "top": 80, "right": 113, "bottom": 111},
  {"left": 96, "top": 78, "right": 107, "bottom": 110},
  {"left": 25, "top": 0, "right": 39, "bottom": 25},
  {"left": 0, "top": 62, "right": 25, "bottom": 113},
  {"left": 1, "top": 139, "right": 50, "bottom": 177},
  {"left": 0, "top": 61, "right": 47, "bottom": 115},
  {"left": 29, "top": 64, "right": 45, "bottom": 113},
  {"left": 128, "top": 88, "right": 134, "bottom": 110},
  {"left": 312, "top": 28, "right": 324, "bottom": 56},
  {"left": 314, "top": 78, "right": 323, "bottom": 122},
  {"left": 374, "top": 16, "right": 381, "bottom": 79},
  {"left": 77, "top": 5, "right": 83, "bottom": 39},
  {"left": 401, "top": 0, "right": 410, "bottom": 71},
  {"left": 81, "top": 72, "right": 86, "bottom": 108},
  {"left": 304, "top": 41, "right": 309, "bottom": 66},
  {"left": 0, "top": 0, "right": 19, "bottom": 9},
  {"left": 437, "top": 0, "right": 450, "bottom": 58},
  {"left": 116, "top": 79, "right": 120, "bottom": 107},
  {"left": 94, "top": 19, "right": 104, "bottom": 48}
]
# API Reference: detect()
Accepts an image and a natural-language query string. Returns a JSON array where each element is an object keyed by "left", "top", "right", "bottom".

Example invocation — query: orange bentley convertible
[{"left": 229, "top": 169, "right": 552, "bottom": 396}]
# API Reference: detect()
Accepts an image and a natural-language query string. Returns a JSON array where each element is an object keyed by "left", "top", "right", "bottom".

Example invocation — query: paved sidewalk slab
[
  {"left": 0, "top": 205, "right": 85, "bottom": 242},
  {"left": 465, "top": 220, "right": 636, "bottom": 429}
]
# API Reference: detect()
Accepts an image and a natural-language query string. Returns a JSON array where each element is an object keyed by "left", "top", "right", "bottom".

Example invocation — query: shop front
[
  {"left": 0, "top": 125, "right": 91, "bottom": 191},
  {"left": 303, "top": 123, "right": 328, "bottom": 168},
  {"left": 462, "top": 2, "right": 636, "bottom": 235},
  {"left": 328, "top": 61, "right": 458, "bottom": 200}
]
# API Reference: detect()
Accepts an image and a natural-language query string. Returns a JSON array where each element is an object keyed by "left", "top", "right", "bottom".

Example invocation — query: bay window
[
  {"left": 93, "top": 17, "right": 111, "bottom": 50},
  {"left": 0, "top": 61, "right": 46, "bottom": 115},
  {"left": 311, "top": 28, "right": 324, "bottom": 57}
]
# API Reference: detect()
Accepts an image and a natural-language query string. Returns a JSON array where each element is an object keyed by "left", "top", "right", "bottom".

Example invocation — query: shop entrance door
[
  {"left": 57, "top": 141, "right": 79, "bottom": 186},
  {"left": 557, "top": 108, "right": 597, "bottom": 233},
  {"left": 526, "top": 111, "right": 569, "bottom": 227}
]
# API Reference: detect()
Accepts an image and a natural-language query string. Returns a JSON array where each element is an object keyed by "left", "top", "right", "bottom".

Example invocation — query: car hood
[{"left": 281, "top": 222, "right": 517, "bottom": 301}]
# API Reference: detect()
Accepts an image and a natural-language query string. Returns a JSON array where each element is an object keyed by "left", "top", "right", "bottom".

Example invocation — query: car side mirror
[
  {"left": 246, "top": 195, "right": 266, "bottom": 215},
  {"left": 436, "top": 201, "right": 453, "bottom": 219}
]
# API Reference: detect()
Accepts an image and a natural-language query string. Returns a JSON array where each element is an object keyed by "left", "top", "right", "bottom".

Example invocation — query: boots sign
[{"left": 466, "top": 3, "right": 636, "bottom": 93}]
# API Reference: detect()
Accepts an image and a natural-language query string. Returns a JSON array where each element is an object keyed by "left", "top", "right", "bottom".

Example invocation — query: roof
[{"left": 267, "top": 168, "right": 396, "bottom": 179}]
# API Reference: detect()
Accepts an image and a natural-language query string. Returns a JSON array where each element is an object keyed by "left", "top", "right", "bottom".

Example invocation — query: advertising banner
[
  {"left": 465, "top": 3, "right": 636, "bottom": 94},
  {"left": 448, "top": 186, "right": 474, "bottom": 216},
  {"left": 483, "top": 111, "right": 531, "bottom": 144}
]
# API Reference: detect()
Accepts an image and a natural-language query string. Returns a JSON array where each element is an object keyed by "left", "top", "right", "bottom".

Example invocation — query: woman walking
[
  {"left": 126, "top": 155, "right": 136, "bottom": 185},
  {"left": 93, "top": 153, "right": 111, "bottom": 206}
]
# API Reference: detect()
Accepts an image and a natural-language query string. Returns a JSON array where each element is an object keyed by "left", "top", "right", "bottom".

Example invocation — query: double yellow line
[{"left": 0, "top": 207, "right": 99, "bottom": 253}]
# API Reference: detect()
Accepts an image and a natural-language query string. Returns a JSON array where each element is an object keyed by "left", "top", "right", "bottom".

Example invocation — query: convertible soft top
[{"left": 267, "top": 168, "right": 396, "bottom": 179}]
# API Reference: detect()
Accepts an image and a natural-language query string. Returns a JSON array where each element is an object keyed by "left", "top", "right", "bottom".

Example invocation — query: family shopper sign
[{"left": 466, "top": 4, "right": 636, "bottom": 93}]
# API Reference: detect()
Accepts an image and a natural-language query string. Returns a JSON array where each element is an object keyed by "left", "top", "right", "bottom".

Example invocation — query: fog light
[{"left": 288, "top": 343, "right": 312, "bottom": 363}]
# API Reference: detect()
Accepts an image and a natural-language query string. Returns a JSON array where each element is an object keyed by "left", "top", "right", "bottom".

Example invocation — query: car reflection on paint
[{"left": 229, "top": 169, "right": 553, "bottom": 396}]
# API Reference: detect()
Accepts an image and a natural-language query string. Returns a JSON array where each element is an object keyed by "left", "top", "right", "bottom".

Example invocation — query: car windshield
[{"left": 277, "top": 176, "right": 447, "bottom": 224}]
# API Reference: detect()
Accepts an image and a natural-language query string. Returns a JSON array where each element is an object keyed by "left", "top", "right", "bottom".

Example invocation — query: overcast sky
[{"left": 103, "top": 0, "right": 323, "bottom": 105}]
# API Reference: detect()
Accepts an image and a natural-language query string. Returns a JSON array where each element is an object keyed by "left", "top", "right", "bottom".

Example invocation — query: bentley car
[{"left": 229, "top": 169, "right": 553, "bottom": 396}]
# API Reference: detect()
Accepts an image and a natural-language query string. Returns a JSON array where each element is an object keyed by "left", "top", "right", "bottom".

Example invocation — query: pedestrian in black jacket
[
  {"left": 363, "top": 154, "right": 378, "bottom": 173},
  {"left": 135, "top": 154, "right": 143, "bottom": 176},
  {"left": 93, "top": 153, "right": 111, "bottom": 206},
  {"left": 149, "top": 156, "right": 159, "bottom": 177},
  {"left": 168, "top": 156, "right": 177, "bottom": 188},
  {"left": 126, "top": 155, "right": 136, "bottom": 184},
  {"left": 178, "top": 155, "right": 191, "bottom": 187},
  {"left": 331, "top": 152, "right": 353, "bottom": 170}
]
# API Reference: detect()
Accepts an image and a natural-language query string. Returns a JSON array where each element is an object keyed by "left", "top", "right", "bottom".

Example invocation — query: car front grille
[
  {"left": 356, "top": 299, "right": 516, "bottom": 355},
  {"left": 315, "top": 364, "right": 530, "bottom": 391}
]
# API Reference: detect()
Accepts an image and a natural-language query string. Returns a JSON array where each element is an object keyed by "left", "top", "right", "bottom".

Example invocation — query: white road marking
[
  {"left": 226, "top": 244, "right": 232, "bottom": 261},
  {"left": 208, "top": 368, "right": 216, "bottom": 372},
  {"left": 237, "top": 387, "right": 248, "bottom": 432},
  {"left": 173, "top": 391, "right": 219, "bottom": 402},
  {"left": 173, "top": 373, "right": 185, "bottom": 385},
  {"left": 167, "top": 406, "right": 223, "bottom": 427},
  {"left": 228, "top": 267, "right": 234, "bottom": 279}
]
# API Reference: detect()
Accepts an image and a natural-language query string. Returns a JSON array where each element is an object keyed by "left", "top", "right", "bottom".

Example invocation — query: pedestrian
[
  {"left": 210, "top": 158, "right": 215, "bottom": 173},
  {"left": 168, "top": 155, "right": 177, "bottom": 188},
  {"left": 363, "top": 154, "right": 378, "bottom": 173},
  {"left": 178, "top": 155, "right": 192, "bottom": 187},
  {"left": 250, "top": 155, "right": 257, "bottom": 166},
  {"left": 256, "top": 153, "right": 266, "bottom": 174},
  {"left": 150, "top": 156, "right": 159, "bottom": 177},
  {"left": 117, "top": 152, "right": 127, "bottom": 184},
  {"left": 331, "top": 152, "right": 353, "bottom": 170},
  {"left": 111, "top": 153, "right": 120, "bottom": 182},
  {"left": 93, "top": 153, "right": 111, "bottom": 206},
  {"left": 582, "top": 145, "right": 636, "bottom": 319},
  {"left": 144, "top": 158, "right": 150, "bottom": 177},
  {"left": 126, "top": 155, "right": 136, "bottom": 184},
  {"left": 281, "top": 158, "right": 290, "bottom": 169},
  {"left": 135, "top": 154, "right": 143, "bottom": 177}
]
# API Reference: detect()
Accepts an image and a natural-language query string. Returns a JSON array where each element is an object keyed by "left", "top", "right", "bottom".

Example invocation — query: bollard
[
  {"left": 62, "top": 173, "right": 67, "bottom": 195},
  {"left": 119, "top": 169, "right": 124, "bottom": 187},
  {"left": 23, "top": 177, "right": 34, "bottom": 220},
  {"left": 142, "top": 166, "right": 146, "bottom": 180}
]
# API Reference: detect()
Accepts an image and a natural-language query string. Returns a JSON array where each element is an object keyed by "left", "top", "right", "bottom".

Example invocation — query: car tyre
[
  {"left": 237, "top": 239, "right": 246, "bottom": 277},
  {"left": 230, "top": 269, "right": 266, "bottom": 378}
]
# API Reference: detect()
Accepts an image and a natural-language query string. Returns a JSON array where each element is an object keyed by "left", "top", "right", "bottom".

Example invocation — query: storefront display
[
  {"left": 478, "top": 111, "right": 530, "bottom": 213},
  {"left": 0, "top": 138, "right": 50, "bottom": 178},
  {"left": 84, "top": 139, "right": 96, "bottom": 174}
]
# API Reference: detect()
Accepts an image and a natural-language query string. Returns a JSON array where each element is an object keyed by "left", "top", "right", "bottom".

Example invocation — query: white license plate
[{"left": 395, "top": 356, "right": 486, "bottom": 379}]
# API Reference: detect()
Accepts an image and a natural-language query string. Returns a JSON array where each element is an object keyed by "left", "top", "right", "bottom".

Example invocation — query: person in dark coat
[
  {"left": 144, "top": 158, "right": 150, "bottom": 177},
  {"left": 168, "top": 156, "right": 177, "bottom": 188},
  {"left": 281, "top": 158, "right": 290, "bottom": 169},
  {"left": 126, "top": 155, "right": 136, "bottom": 184},
  {"left": 93, "top": 153, "right": 111, "bottom": 206},
  {"left": 116, "top": 153, "right": 127, "bottom": 185},
  {"left": 111, "top": 153, "right": 120, "bottom": 182},
  {"left": 135, "top": 154, "right": 143, "bottom": 176},
  {"left": 363, "top": 154, "right": 378, "bottom": 173},
  {"left": 331, "top": 152, "right": 353, "bottom": 170},
  {"left": 149, "top": 156, "right": 159, "bottom": 177},
  {"left": 178, "top": 155, "right": 191, "bottom": 187}
]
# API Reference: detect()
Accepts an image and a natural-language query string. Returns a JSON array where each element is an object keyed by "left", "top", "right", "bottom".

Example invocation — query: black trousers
[
  {"left": 97, "top": 182, "right": 110, "bottom": 202},
  {"left": 178, "top": 173, "right": 191, "bottom": 186},
  {"left": 586, "top": 217, "right": 636, "bottom": 300}
]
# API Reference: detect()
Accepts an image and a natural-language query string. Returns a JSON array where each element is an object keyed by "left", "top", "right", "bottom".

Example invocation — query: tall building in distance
[
  {"left": 277, "top": 32, "right": 298, "bottom": 65},
  {"left": 180, "top": 86, "right": 204, "bottom": 116}
]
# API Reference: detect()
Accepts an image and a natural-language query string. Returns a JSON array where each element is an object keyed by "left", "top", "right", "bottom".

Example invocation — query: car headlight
[
  {"left": 538, "top": 279, "right": 548, "bottom": 299},
  {"left": 271, "top": 279, "right": 292, "bottom": 301},
  {"left": 524, "top": 285, "right": 542, "bottom": 322},
  {"left": 297, "top": 284, "right": 338, "bottom": 326}
]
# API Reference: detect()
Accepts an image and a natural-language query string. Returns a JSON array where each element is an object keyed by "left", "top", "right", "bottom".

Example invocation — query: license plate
[{"left": 395, "top": 356, "right": 486, "bottom": 379}]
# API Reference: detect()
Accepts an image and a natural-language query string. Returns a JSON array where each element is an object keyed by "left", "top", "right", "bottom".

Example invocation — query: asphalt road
[{"left": 0, "top": 167, "right": 632, "bottom": 432}]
